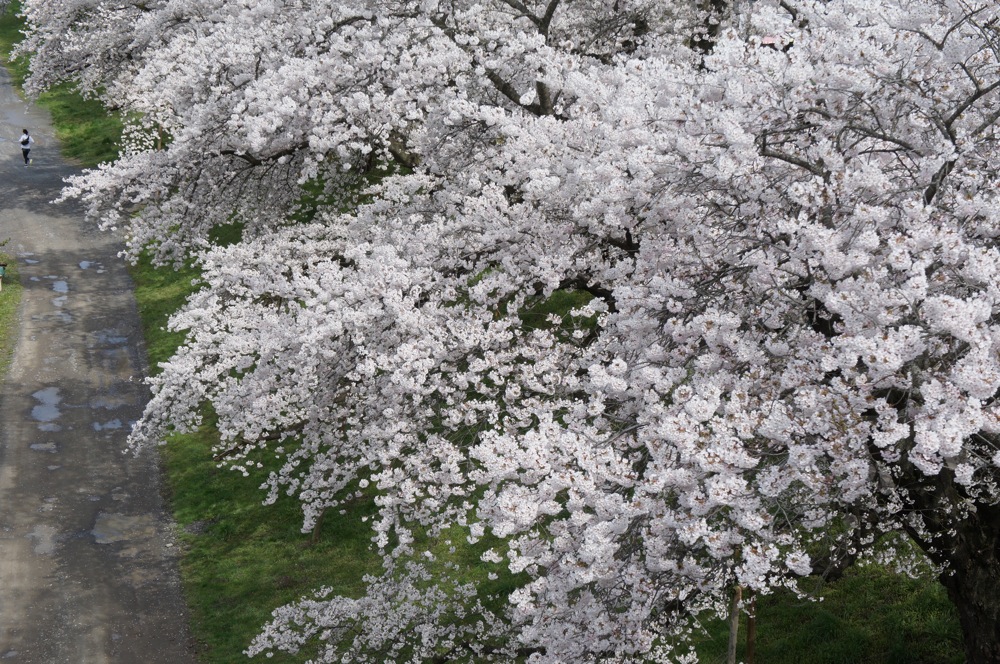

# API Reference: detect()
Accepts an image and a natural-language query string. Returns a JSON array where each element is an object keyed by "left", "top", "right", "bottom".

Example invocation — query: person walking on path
[{"left": 18, "top": 128, "right": 33, "bottom": 165}]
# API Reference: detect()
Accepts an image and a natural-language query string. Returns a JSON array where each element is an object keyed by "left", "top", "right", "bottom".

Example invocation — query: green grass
[
  {"left": 695, "top": 565, "right": 963, "bottom": 664},
  {"left": 29, "top": 82, "right": 123, "bottom": 165},
  {"left": 130, "top": 254, "right": 201, "bottom": 369},
  {"left": 131, "top": 251, "right": 380, "bottom": 662},
  {"left": 162, "top": 421, "right": 378, "bottom": 662},
  {"left": 0, "top": 247, "right": 21, "bottom": 379},
  {"left": 0, "top": 1, "right": 25, "bottom": 75}
]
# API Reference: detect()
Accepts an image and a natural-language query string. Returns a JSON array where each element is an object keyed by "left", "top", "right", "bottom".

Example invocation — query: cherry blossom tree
[{"left": 16, "top": 0, "right": 1000, "bottom": 661}]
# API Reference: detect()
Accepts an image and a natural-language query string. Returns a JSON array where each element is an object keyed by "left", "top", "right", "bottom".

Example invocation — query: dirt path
[{"left": 0, "top": 69, "right": 196, "bottom": 661}]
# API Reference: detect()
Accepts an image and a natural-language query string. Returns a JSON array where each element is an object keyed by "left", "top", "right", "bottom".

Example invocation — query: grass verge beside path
[
  {"left": 131, "top": 254, "right": 378, "bottom": 662},
  {"left": 0, "top": 248, "right": 21, "bottom": 379}
]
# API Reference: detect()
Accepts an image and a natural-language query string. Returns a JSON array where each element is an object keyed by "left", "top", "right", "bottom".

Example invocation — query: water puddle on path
[
  {"left": 26, "top": 524, "right": 59, "bottom": 554},
  {"left": 92, "top": 513, "right": 156, "bottom": 545},
  {"left": 30, "top": 387, "right": 61, "bottom": 423},
  {"left": 79, "top": 260, "right": 105, "bottom": 272},
  {"left": 89, "top": 394, "right": 129, "bottom": 409},
  {"left": 92, "top": 329, "right": 128, "bottom": 346},
  {"left": 92, "top": 419, "right": 123, "bottom": 432}
]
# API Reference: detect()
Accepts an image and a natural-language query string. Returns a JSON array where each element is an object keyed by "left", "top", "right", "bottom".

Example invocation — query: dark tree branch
[
  {"left": 538, "top": 0, "right": 562, "bottom": 36},
  {"left": 496, "top": 0, "right": 542, "bottom": 29},
  {"left": 758, "top": 133, "right": 830, "bottom": 180},
  {"left": 945, "top": 79, "right": 1000, "bottom": 130},
  {"left": 219, "top": 142, "right": 307, "bottom": 167},
  {"left": 923, "top": 159, "right": 955, "bottom": 205}
]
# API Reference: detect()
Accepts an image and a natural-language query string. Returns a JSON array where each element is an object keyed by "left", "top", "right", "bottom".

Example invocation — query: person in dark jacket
[{"left": 19, "top": 129, "right": 33, "bottom": 165}]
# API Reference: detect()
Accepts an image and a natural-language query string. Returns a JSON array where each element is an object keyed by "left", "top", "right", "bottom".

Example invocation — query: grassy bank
[
  {"left": 695, "top": 565, "right": 962, "bottom": 664},
  {"left": 131, "top": 253, "right": 378, "bottom": 662},
  {"left": 0, "top": 245, "right": 20, "bottom": 378}
]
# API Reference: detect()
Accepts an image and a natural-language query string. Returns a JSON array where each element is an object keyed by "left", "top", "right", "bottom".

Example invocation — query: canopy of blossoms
[{"left": 16, "top": 0, "right": 1000, "bottom": 661}]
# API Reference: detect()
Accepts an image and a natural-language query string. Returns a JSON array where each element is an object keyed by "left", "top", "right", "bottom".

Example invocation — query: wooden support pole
[{"left": 727, "top": 585, "right": 743, "bottom": 664}]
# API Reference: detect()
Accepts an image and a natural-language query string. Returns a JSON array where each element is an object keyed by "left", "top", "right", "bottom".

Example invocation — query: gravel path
[{"left": 0, "top": 69, "right": 196, "bottom": 662}]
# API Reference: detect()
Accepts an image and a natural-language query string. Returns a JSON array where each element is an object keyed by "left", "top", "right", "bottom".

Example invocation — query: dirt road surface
[{"left": 0, "top": 69, "right": 196, "bottom": 662}]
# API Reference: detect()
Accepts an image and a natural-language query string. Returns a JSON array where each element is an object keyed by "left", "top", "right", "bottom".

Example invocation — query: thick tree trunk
[
  {"left": 900, "top": 470, "right": 1000, "bottom": 664},
  {"left": 934, "top": 522, "right": 1000, "bottom": 664}
]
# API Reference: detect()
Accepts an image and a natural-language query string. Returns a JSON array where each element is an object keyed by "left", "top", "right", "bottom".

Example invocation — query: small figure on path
[{"left": 19, "top": 129, "right": 33, "bottom": 166}]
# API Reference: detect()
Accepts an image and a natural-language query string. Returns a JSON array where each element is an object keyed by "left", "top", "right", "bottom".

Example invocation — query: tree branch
[
  {"left": 945, "top": 78, "right": 1000, "bottom": 130},
  {"left": 757, "top": 133, "right": 830, "bottom": 180}
]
